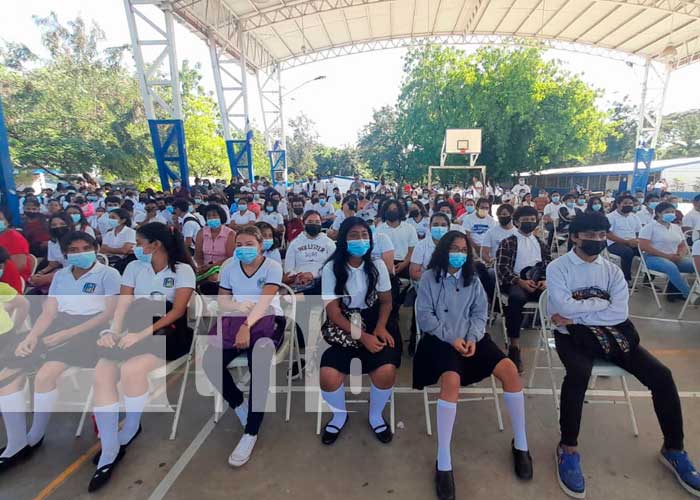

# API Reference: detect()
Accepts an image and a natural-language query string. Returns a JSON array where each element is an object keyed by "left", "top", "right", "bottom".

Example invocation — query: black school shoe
[
  {"left": 434, "top": 463, "right": 456, "bottom": 500},
  {"left": 93, "top": 425, "right": 142, "bottom": 465},
  {"left": 321, "top": 416, "right": 347, "bottom": 446},
  {"left": 87, "top": 446, "right": 126, "bottom": 493},
  {"left": 0, "top": 437, "right": 44, "bottom": 474},
  {"left": 512, "top": 440, "right": 534, "bottom": 480},
  {"left": 370, "top": 419, "right": 393, "bottom": 444}
]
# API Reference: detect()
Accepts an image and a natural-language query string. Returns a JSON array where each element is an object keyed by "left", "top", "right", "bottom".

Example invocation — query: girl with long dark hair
[
  {"left": 319, "top": 217, "right": 400, "bottom": 446},
  {"left": 89, "top": 222, "right": 196, "bottom": 492},
  {"left": 413, "top": 230, "right": 532, "bottom": 500}
]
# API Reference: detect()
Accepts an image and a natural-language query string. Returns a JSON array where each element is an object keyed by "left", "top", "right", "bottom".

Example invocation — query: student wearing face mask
[
  {"left": 255, "top": 221, "right": 282, "bottom": 265},
  {"left": 377, "top": 199, "right": 418, "bottom": 280},
  {"left": 230, "top": 199, "right": 257, "bottom": 230},
  {"left": 283, "top": 211, "right": 335, "bottom": 293},
  {"left": 260, "top": 199, "right": 285, "bottom": 234},
  {"left": 328, "top": 196, "right": 358, "bottom": 240},
  {"left": 26, "top": 214, "right": 72, "bottom": 299},
  {"left": 319, "top": 217, "right": 399, "bottom": 446},
  {"left": 414, "top": 231, "right": 532, "bottom": 500},
  {"left": 481, "top": 204, "right": 517, "bottom": 265},
  {"left": 547, "top": 212, "right": 700, "bottom": 498},
  {"left": 0, "top": 207, "right": 31, "bottom": 282},
  {"left": 584, "top": 196, "right": 604, "bottom": 214},
  {"left": 90, "top": 223, "right": 195, "bottom": 491},
  {"left": 639, "top": 202, "right": 698, "bottom": 303},
  {"left": 66, "top": 205, "right": 96, "bottom": 238},
  {"left": 101, "top": 208, "right": 136, "bottom": 273},
  {"left": 202, "top": 225, "right": 285, "bottom": 466},
  {"left": 460, "top": 198, "right": 497, "bottom": 258},
  {"left": 410, "top": 213, "right": 451, "bottom": 283},
  {"left": 20, "top": 199, "right": 50, "bottom": 259},
  {"left": 638, "top": 194, "right": 660, "bottom": 227},
  {"left": 455, "top": 198, "right": 476, "bottom": 224},
  {"left": 96, "top": 196, "right": 123, "bottom": 236},
  {"left": 496, "top": 206, "right": 552, "bottom": 373},
  {"left": 606, "top": 195, "right": 642, "bottom": 283},
  {"left": 406, "top": 201, "right": 430, "bottom": 239},
  {"left": 195, "top": 204, "right": 236, "bottom": 296},
  {"left": 135, "top": 199, "right": 168, "bottom": 227},
  {"left": 0, "top": 232, "right": 119, "bottom": 473},
  {"left": 681, "top": 194, "right": 700, "bottom": 241}
]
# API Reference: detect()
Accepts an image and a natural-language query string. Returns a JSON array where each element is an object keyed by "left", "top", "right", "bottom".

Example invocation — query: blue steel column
[{"left": 0, "top": 98, "right": 20, "bottom": 224}]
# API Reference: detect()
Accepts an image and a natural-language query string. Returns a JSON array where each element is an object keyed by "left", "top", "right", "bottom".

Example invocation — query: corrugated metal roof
[{"left": 522, "top": 156, "right": 700, "bottom": 176}]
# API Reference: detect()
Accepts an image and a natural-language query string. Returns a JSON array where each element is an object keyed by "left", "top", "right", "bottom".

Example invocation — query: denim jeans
[{"left": 644, "top": 255, "right": 695, "bottom": 298}]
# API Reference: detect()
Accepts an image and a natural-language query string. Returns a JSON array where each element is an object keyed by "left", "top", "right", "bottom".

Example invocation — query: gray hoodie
[{"left": 416, "top": 268, "right": 488, "bottom": 344}]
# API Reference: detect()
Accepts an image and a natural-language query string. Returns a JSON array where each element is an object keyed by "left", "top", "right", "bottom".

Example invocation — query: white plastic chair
[
  {"left": 533, "top": 290, "right": 639, "bottom": 436},
  {"left": 415, "top": 303, "right": 503, "bottom": 436},
  {"left": 679, "top": 230, "right": 700, "bottom": 319},
  {"left": 212, "top": 283, "right": 300, "bottom": 423},
  {"left": 630, "top": 242, "right": 694, "bottom": 310},
  {"left": 492, "top": 264, "right": 539, "bottom": 349}
]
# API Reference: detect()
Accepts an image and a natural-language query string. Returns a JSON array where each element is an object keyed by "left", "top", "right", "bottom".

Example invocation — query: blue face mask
[
  {"left": 235, "top": 246, "right": 259, "bottom": 264},
  {"left": 107, "top": 218, "right": 119, "bottom": 229},
  {"left": 207, "top": 218, "right": 222, "bottom": 229},
  {"left": 431, "top": 226, "right": 448, "bottom": 240},
  {"left": 230, "top": 203, "right": 238, "bottom": 213},
  {"left": 265, "top": 206, "right": 274, "bottom": 213},
  {"left": 465, "top": 206, "right": 475, "bottom": 214},
  {"left": 662, "top": 213, "right": 676, "bottom": 223},
  {"left": 263, "top": 238, "right": 274, "bottom": 251},
  {"left": 0, "top": 221, "right": 6, "bottom": 232},
  {"left": 319, "top": 199, "right": 326, "bottom": 206},
  {"left": 592, "top": 204, "right": 602, "bottom": 212},
  {"left": 648, "top": 202, "right": 659, "bottom": 209},
  {"left": 552, "top": 196, "right": 560, "bottom": 203},
  {"left": 67, "top": 251, "right": 96, "bottom": 270},
  {"left": 70, "top": 213, "right": 82, "bottom": 224},
  {"left": 134, "top": 246, "right": 153, "bottom": 264},
  {"left": 107, "top": 206, "right": 119, "bottom": 212},
  {"left": 566, "top": 202, "right": 575, "bottom": 209},
  {"left": 347, "top": 239, "right": 370, "bottom": 257},
  {"left": 406, "top": 201, "right": 412, "bottom": 208},
  {"left": 448, "top": 252, "right": 467, "bottom": 269},
  {"left": 633, "top": 205, "right": 641, "bottom": 212},
  {"left": 577, "top": 199, "right": 586, "bottom": 206},
  {"left": 166, "top": 206, "right": 174, "bottom": 214},
  {"left": 239, "top": 204, "right": 248, "bottom": 212}
]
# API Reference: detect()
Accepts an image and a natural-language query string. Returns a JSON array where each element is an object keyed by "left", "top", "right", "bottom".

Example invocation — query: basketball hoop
[{"left": 458, "top": 148, "right": 467, "bottom": 156}]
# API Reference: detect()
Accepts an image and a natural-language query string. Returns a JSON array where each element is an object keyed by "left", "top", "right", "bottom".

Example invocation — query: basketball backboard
[{"left": 445, "top": 129, "right": 482, "bottom": 154}]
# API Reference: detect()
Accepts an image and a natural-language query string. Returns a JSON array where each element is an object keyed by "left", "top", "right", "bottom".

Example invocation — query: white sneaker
[{"left": 228, "top": 434, "right": 257, "bottom": 467}]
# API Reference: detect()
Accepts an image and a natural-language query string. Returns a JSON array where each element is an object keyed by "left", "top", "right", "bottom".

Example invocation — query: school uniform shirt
[
  {"left": 75, "top": 224, "right": 96, "bottom": 238},
  {"left": 543, "top": 202, "right": 562, "bottom": 221},
  {"left": 231, "top": 210, "right": 257, "bottom": 226},
  {"left": 410, "top": 237, "right": 436, "bottom": 271},
  {"left": 264, "top": 248, "right": 282, "bottom": 265},
  {"left": 513, "top": 231, "right": 543, "bottom": 274},
  {"left": 639, "top": 220, "right": 684, "bottom": 255},
  {"left": 461, "top": 213, "right": 497, "bottom": 247},
  {"left": 179, "top": 216, "right": 201, "bottom": 247},
  {"left": 682, "top": 209, "right": 700, "bottom": 241},
  {"left": 0, "top": 282, "right": 18, "bottom": 335},
  {"left": 358, "top": 206, "right": 378, "bottom": 222},
  {"left": 606, "top": 211, "right": 642, "bottom": 246},
  {"left": 313, "top": 203, "right": 335, "bottom": 219},
  {"left": 416, "top": 268, "right": 488, "bottom": 344},
  {"left": 321, "top": 259, "right": 392, "bottom": 309},
  {"left": 134, "top": 212, "right": 168, "bottom": 225},
  {"left": 49, "top": 262, "right": 121, "bottom": 315},
  {"left": 277, "top": 200, "right": 289, "bottom": 218},
  {"left": 377, "top": 222, "right": 418, "bottom": 261},
  {"left": 692, "top": 240, "right": 700, "bottom": 256},
  {"left": 637, "top": 208, "right": 654, "bottom": 226},
  {"left": 122, "top": 261, "right": 196, "bottom": 303},
  {"left": 47, "top": 240, "right": 67, "bottom": 266},
  {"left": 102, "top": 226, "right": 137, "bottom": 250},
  {"left": 260, "top": 211, "right": 285, "bottom": 228},
  {"left": 96, "top": 213, "right": 117, "bottom": 235},
  {"left": 482, "top": 225, "right": 517, "bottom": 257},
  {"left": 330, "top": 210, "right": 347, "bottom": 231},
  {"left": 371, "top": 232, "right": 394, "bottom": 262},
  {"left": 406, "top": 216, "right": 430, "bottom": 239},
  {"left": 219, "top": 257, "right": 283, "bottom": 314},
  {"left": 284, "top": 232, "right": 335, "bottom": 277},
  {"left": 547, "top": 250, "right": 629, "bottom": 334}
]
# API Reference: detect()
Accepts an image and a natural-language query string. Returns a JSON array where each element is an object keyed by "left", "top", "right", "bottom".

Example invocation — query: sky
[{"left": 3, "top": 0, "right": 700, "bottom": 148}]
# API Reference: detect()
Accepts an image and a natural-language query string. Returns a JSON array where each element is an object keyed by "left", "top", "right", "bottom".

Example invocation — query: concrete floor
[{"left": 1, "top": 289, "right": 700, "bottom": 500}]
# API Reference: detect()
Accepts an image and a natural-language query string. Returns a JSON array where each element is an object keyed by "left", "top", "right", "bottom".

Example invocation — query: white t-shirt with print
[
  {"left": 49, "top": 262, "right": 121, "bottom": 315},
  {"left": 220, "top": 257, "right": 283, "bottom": 314},
  {"left": 461, "top": 213, "right": 497, "bottom": 246},
  {"left": 284, "top": 232, "right": 336, "bottom": 277},
  {"left": 122, "top": 261, "right": 196, "bottom": 303},
  {"left": 321, "top": 259, "right": 392, "bottom": 309}
]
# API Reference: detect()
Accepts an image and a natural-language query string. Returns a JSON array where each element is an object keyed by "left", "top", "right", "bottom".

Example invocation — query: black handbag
[{"left": 321, "top": 292, "right": 377, "bottom": 349}]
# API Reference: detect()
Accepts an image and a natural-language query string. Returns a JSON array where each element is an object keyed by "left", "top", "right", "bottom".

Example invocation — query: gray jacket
[{"left": 416, "top": 268, "right": 488, "bottom": 344}]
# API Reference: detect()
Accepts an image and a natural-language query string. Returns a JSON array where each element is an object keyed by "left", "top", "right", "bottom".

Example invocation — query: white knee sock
[
  {"left": 321, "top": 385, "right": 346, "bottom": 434},
  {"left": 0, "top": 390, "right": 27, "bottom": 458},
  {"left": 503, "top": 390, "right": 528, "bottom": 451},
  {"left": 436, "top": 399, "right": 456, "bottom": 471},
  {"left": 118, "top": 392, "right": 148, "bottom": 445},
  {"left": 369, "top": 384, "right": 392, "bottom": 430},
  {"left": 27, "top": 389, "right": 58, "bottom": 446},
  {"left": 94, "top": 403, "right": 120, "bottom": 468}
]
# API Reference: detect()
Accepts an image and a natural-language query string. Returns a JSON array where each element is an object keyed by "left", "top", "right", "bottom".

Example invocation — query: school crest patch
[
  {"left": 163, "top": 277, "right": 175, "bottom": 288},
  {"left": 82, "top": 283, "right": 97, "bottom": 294}
]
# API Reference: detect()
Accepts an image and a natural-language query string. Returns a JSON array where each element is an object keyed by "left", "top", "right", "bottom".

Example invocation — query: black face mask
[
  {"left": 305, "top": 224, "right": 322, "bottom": 236},
  {"left": 311, "top": 198, "right": 319, "bottom": 204},
  {"left": 293, "top": 207, "right": 304, "bottom": 216},
  {"left": 51, "top": 227, "right": 69, "bottom": 240},
  {"left": 519, "top": 221, "right": 537, "bottom": 234},
  {"left": 385, "top": 211, "right": 401, "bottom": 222},
  {"left": 25, "top": 212, "right": 40, "bottom": 219},
  {"left": 409, "top": 209, "right": 419, "bottom": 218},
  {"left": 621, "top": 205, "right": 634, "bottom": 214},
  {"left": 579, "top": 239, "right": 606, "bottom": 256},
  {"left": 347, "top": 202, "right": 357, "bottom": 212},
  {"left": 498, "top": 216, "right": 512, "bottom": 227}
]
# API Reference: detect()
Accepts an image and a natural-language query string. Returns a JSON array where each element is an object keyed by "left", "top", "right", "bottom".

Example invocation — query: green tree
[
  {"left": 286, "top": 112, "right": 318, "bottom": 178},
  {"left": 357, "top": 105, "right": 411, "bottom": 181},
  {"left": 593, "top": 98, "right": 638, "bottom": 163},
  {"left": 658, "top": 109, "right": 700, "bottom": 159},
  {"left": 395, "top": 45, "right": 612, "bottom": 182},
  {"left": 314, "top": 146, "right": 368, "bottom": 178}
]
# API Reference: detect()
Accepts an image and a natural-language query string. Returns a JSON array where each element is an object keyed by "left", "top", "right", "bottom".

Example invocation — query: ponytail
[{"left": 137, "top": 222, "right": 195, "bottom": 272}]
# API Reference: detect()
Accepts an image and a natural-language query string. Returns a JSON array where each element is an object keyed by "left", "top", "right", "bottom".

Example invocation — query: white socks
[
  {"left": 369, "top": 384, "right": 392, "bottom": 430},
  {"left": 436, "top": 399, "right": 456, "bottom": 471},
  {"left": 234, "top": 399, "right": 248, "bottom": 428},
  {"left": 0, "top": 391, "right": 27, "bottom": 458},
  {"left": 503, "top": 390, "right": 528, "bottom": 451},
  {"left": 321, "top": 385, "right": 347, "bottom": 434},
  {"left": 94, "top": 403, "right": 120, "bottom": 469},
  {"left": 27, "top": 389, "right": 58, "bottom": 446},
  {"left": 118, "top": 392, "right": 148, "bottom": 445}
]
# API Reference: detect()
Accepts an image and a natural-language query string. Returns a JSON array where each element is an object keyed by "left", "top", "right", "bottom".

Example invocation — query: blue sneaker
[
  {"left": 660, "top": 450, "right": 700, "bottom": 497},
  {"left": 556, "top": 446, "right": 586, "bottom": 498}
]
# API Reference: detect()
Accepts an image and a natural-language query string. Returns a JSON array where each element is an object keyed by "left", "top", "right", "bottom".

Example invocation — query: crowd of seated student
[{"left": 1, "top": 178, "right": 700, "bottom": 498}]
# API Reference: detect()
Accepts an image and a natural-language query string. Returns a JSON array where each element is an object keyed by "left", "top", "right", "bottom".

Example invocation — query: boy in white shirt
[{"left": 606, "top": 194, "right": 642, "bottom": 282}]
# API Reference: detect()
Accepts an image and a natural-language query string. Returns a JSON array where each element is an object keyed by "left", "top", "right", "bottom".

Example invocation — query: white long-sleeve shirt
[{"left": 546, "top": 250, "right": 629, "bottom": 333}]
